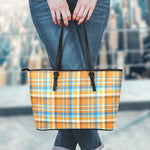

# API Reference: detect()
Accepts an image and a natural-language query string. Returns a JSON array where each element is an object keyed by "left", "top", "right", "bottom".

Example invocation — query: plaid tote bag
[{"left": 22, "top": 22, "right": 123, "bottom": 131}]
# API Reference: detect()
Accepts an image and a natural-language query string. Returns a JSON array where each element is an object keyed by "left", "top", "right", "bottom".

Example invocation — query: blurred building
[{"left": 0, "top": 0, "right": 150, "bottom": 86}]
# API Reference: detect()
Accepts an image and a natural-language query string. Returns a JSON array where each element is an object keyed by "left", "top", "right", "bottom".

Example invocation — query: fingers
[
  {"left": 47, "top": 0, "right": 71, "bottom": 27},
  {"left": 61, "top": 8, "right": 70, "bottom": 27},
  {"left": 50, "top": 9, "right": 57, "bottom": 24},
  {"left": 72, "top": 5, "right": 80, "bottom": 21},
  {"left": 47, "top": 0, "right": 97, "bottom": 26},
  {"left": 84, "top": 7, "right": 94, "bottom": 22},
  {"left": 72, "top": 0, "right": 97, "bottom": 24},
  {"left": 77, "top": 6, "right": 89, "bottom": 25},
  {"left": 76, "top": 6, "right": 84, "bottom": 21},
  {"left": 60, "top": 4, "right": 71, "bottom": 27},
  {"left": 56, "top": 7, "right": 71, "bottom": 27},
  {"left": 73, "top": 5, "right": 88, "bottom": 24},
  {"left": 65, "top": 5, "right": 71, "bottom": 21},
  {"left": 56, "top": 10, "right": 61, "bottom": 26}
]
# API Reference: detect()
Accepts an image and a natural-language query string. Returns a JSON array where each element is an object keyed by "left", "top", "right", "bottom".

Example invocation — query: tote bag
[{"left": 22, "top": 22, "right": 123, "bottom": 131}]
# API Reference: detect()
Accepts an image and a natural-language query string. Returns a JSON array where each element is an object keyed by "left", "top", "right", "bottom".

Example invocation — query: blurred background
[{"left": 0, "top": 0, "right": 150, "bottom": 150}]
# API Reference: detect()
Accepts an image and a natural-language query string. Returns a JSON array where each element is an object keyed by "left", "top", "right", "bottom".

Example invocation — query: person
[{"left": 29, "top": 0, "right": 110, "bottom": 149}]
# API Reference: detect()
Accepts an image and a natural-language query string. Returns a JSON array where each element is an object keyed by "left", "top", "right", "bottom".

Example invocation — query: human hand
[
  {"left": 47, "top": 0, "right": 71, "bottom": 27},
  {"left": 72, "top": 0, "right": 97, "bottom": 25}
]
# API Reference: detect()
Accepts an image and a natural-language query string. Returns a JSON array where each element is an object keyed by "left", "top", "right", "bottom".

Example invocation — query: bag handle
[
  {"left": 55, "top": 22, "right": 93, "bottom": 71},
  {"left": 53, "top": 22, "right": 96, "bottom": 92}
]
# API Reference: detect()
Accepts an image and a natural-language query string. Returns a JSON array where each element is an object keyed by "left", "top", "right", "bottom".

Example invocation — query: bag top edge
[{"left": 21, "top": 68, "right": 123, "bottom": 72}]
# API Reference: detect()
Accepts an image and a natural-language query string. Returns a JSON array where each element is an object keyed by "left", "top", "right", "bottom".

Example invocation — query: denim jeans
[
  {"left": 53, "top": 129, "right": 104, "bottom": 150},
  {"left": 29, "top": 0, "right": 110, "bottom": 149}
]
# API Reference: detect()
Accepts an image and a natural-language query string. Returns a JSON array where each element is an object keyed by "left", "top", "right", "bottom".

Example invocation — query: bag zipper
[{"left": 21, "top": 68, "right": 123, "bottom": 72}]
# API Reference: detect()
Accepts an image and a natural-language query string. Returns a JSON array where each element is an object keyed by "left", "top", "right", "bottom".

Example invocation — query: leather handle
[
  {"left": 54, "top": 22, "right": 93, "bottom": 71},
  {"left": 53, "top": 22, "right": 96, "bottom": 92}
]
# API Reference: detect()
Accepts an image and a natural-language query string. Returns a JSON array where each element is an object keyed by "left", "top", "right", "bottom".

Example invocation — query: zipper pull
[
  {"left": 21, "top": 68, "right": 30, "bottom": 71},
  {"left": 89, "top": 71, "right": 96, "bottom": 91},
  {"left": 53, "top": 71, "right": 59, "bottom": 91}
]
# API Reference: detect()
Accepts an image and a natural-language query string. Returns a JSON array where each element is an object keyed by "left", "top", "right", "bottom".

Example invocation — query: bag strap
[
  {"left": 53, "top": 21, "right": 96, "bottom": 92},
  {"left": 54, "top": 22, "right": 93, "bottom": 71}
]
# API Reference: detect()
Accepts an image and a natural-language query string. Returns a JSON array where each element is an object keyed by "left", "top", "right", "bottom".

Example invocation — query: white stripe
[
  {"left": 30, "top": 93, "right": 121, "bottom": 97},
  {"left": 102, "top": 71, "right": 105, "bottom": 129},
  {"left": 35, "top": 119, "right": 116, "bottom": 122},
  {"left": 77, "top": 71, "right": 80, "bottom": 128}
]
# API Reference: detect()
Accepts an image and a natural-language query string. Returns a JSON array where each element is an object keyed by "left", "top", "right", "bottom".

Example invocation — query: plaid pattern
[{"left": 27, "top": 70, "right": 123, "bottom": 131}]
